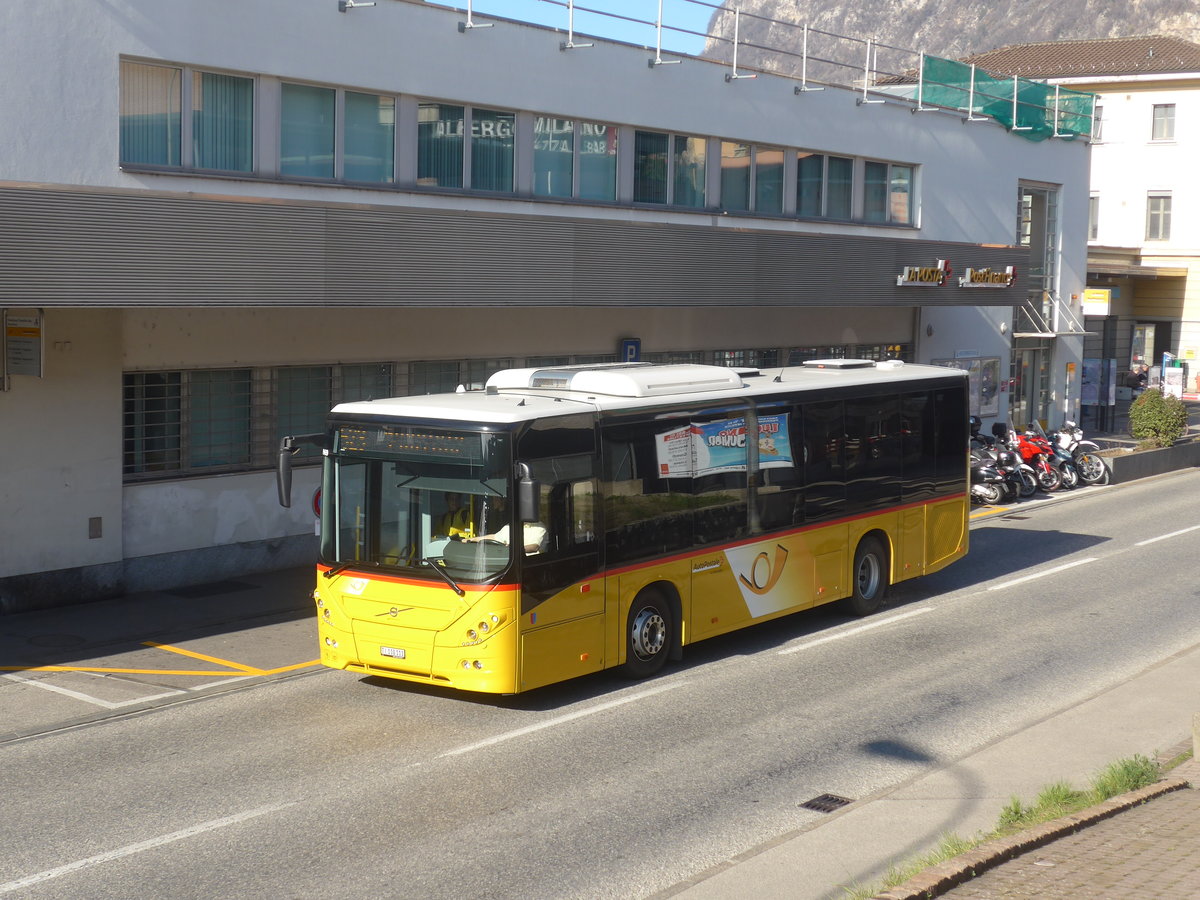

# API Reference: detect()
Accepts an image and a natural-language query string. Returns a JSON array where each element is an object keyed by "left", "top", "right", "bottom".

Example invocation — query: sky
[{"left": 428, "top": 1, "right": 717, "bottom": 56}]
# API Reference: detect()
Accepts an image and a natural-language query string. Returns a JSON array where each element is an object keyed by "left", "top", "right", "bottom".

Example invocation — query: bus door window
[
  {"left": 752, "top": 402, "right": 803, "bottom": 532},
  {"left": 802, "top": 400, "right": 845, "bottom": 522},
  {"left": 521, "top": 454, "right": 601, "bottom": 612}
]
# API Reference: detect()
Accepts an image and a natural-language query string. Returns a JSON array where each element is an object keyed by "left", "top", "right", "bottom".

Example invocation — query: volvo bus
[{"left": 277, "top": 360, "right": 969, "bottom": 694}]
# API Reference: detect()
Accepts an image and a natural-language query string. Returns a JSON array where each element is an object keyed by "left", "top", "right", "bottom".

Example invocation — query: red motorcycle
[{"left": 1012, "top": 428, "right": 1062, "bottom": 492}]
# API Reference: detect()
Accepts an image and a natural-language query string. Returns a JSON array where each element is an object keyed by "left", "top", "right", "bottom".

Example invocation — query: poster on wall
[{"left": 655, "top": 414, "right": 795, "bottom": 477}]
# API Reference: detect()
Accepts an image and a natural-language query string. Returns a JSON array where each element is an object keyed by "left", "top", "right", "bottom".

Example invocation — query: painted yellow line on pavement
[
  {"left": 0, "top": 665, "right": 239, "bottom": 676},
  {"left": 969, "top": 506, "right": 1012, "bottom": 519},
  {"left": 143, "top": 641, "right": 265, "bottom": 675},
  {"left": 261, "top": 660, "right": 322, "bottom": 674}
]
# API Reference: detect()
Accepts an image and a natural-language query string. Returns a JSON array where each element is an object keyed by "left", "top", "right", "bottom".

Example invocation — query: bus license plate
[{"left": 380, "top": 646, "right": 406, "bottom": 659}]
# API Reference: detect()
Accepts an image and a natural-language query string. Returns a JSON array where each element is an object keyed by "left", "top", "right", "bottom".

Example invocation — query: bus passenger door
[{"left": 519, "top": 460, "right": 605, "bottom": 691}]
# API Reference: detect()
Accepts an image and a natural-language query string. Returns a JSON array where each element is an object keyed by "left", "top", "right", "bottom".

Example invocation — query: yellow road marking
[
  {"left": 143, "top": 641, "right": 266, "bottom": 675},
  {"left": 0, "top": 665, "right": 240, "bottom": 676}
]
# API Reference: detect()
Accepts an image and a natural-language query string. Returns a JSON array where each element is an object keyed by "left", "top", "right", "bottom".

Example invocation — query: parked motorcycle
[
  {"left": 1053, "top": 420, "right": 1109, "bottom": 485},
  {"left": 1029, "top": 421, "right": 1080, "bottom": 489},
  {"left": 988, "top": 422, "right": 1039, "bottom": 498},
  {"left": 969, "top": 417, "right": 1025, "bottom": 502},
  {"left": 1013, "top": 427, "right": 1062, "bottom": 492}
]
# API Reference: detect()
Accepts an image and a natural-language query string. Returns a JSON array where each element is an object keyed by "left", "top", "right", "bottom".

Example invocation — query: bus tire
[
  {"left": 845, "top": 537, "right": 888, "bottom": 617},
  {"left": 623, "top": 590, "right": 672, "bottom": 678}
]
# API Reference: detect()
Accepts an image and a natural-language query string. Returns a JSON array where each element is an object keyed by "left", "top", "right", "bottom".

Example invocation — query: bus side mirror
[
  {"left": 516, "top": 463, "right": 539, "bottom": 523},
  {"left": 277, "top": 433, "right": 328, "bottom": 508}
]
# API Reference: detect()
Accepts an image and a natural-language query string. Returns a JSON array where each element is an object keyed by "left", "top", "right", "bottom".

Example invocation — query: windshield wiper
[
  {"left": 324, "top": 560, "right": 382, "bottom": 579},
  {"left": 423, "top": 557, "right": 466, "bottom": 597}
]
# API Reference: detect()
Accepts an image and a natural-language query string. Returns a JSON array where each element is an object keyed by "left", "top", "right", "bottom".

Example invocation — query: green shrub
[{"left": 1128, "top": 389, "right": 1189, "bottom": 448}]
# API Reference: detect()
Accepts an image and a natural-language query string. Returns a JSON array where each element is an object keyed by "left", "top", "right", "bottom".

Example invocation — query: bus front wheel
[
  {"left": 623, "top": 591, "right": 672, "bottom": 678},
  {"left": 845, "top": 537, "right": 888, "bottom": 617}
]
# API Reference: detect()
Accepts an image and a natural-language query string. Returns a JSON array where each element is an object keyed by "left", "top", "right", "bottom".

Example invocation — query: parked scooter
[
  {"left": 969, "top": 446, "right": 1009, "bottom": 505},
  {"left": 1053, "top": 420, "right": 1109, "bottom": 485}
]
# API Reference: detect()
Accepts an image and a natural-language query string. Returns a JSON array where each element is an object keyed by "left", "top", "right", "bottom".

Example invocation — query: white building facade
[
  {"left": 0, "top": 0, "right": 1089, "bottom": 611},
  {"left": 967, "top": 35, "right": 1200, "bottom": 428}
]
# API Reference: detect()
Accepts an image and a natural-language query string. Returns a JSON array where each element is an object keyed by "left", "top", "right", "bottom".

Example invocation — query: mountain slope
[{"left": 703, "top": 0, "right": 1200, "bottom": 79}]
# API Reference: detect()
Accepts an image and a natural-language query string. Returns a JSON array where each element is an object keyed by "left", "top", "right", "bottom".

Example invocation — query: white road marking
[
  {"left": 987, "top": 557, "right": 1098, "bottom": 591},
  {"left": 437, "top": 681, "right": 686, "bottom": 758},
  {"left": 1, "top": 673, "right": 183, "bottom": 709},
  {"left": 0, "top": 802, "right": 296, "bottom": 894},
  {"left": 778, "top": 607, "right": 933, "bottom": 656},
  {"left": 1135, "top": 524, "right": 1200, "bottom": 547}
]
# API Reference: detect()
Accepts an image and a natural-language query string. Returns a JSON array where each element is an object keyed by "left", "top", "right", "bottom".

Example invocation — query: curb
[{"left": 871, "top": 777, "right": 1189, "bottom": 899}]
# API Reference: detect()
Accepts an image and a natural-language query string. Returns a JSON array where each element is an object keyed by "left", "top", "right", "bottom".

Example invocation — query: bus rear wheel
[
  {"left": 845, "top": 537, "right": 888, "bottom": 617},
  {"left": 623, "top": 591, "right": 672, "bottom": 678}
]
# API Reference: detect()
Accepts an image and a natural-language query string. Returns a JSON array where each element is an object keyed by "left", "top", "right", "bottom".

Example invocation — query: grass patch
[{"left": 841, "top": 754, "right": 1162, "bottom": 899}]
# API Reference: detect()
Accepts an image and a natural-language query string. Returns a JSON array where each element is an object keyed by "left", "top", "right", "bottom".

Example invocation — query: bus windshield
[{"left": 320, "top": 423, "right": 514, "bottom": 583}]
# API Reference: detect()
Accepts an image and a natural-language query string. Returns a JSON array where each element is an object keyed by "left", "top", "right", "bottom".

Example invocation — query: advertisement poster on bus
[{"left": 655, "top": 414, "right": 794, "bottom": 477}]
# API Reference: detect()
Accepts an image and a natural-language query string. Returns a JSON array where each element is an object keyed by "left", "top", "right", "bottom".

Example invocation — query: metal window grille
[{"left": 122, "top": 363, "right": 395, "bottom": 481}]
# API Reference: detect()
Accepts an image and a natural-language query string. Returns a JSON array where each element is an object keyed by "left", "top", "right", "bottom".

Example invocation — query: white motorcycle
[{"left": 1054, "top": 421, "right": 1109, "bottom": 486}]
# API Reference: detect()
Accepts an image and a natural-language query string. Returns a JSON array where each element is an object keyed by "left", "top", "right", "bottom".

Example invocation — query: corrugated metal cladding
[{"left": 0, "top": 186, "right": 1029, "bottom": 308}]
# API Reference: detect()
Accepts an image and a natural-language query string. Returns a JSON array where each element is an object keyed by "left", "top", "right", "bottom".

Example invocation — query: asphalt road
[{"left": 2, "top": 471, "right": 1199, "bottom": 899}]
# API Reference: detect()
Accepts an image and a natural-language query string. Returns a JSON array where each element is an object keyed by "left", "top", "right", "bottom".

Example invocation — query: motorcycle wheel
[
  {"left": 1037, "top": 466, "right": 1062, "bottom": 492},
  {"left": 1017, "top": 469, "right": 1038, "bottom": 498},
  {"left": 976, "top": 483, "right": 1003, "bottom": 505},
  {"left": 1060, "top": 463, "right": 1079, "bottom": 489},
  {"left": 1075, "top": 452, "right": 1107, "bottom": 484}
]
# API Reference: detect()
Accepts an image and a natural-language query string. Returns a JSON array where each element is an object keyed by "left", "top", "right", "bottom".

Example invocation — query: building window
[
  {"left": 123, "top": 364, "right": 394, "bottom": 479},
  {"left": 754, "top": 146, "right": 784, "bottom": 215},
  {"left": 1088, "top": 194, "right": 1099, "bottom": 241},
  {"left": 634, "top": 130, "right": 670, "bottom": 204},
  {"left": 673, "top": 135, "right": 706, "bottom": 208},
  {"left": 719, "top": 141, "right": 752, "bottom": 211},
  {"left": 579, "top": 123, "right": 618, "bottom": 201},
  {"left": 1151, "top": 104, "right": 1175, "bottom": 141},
  {"left": 120, "top": 62, "right": 253, "bottom": 172},
  {"left": 534, "top": 117, "right": 574, "bottom": 198},
  {"left": 1146, "top": 192, "right": 1172, "bottom": 241},
  {"left": 864, "top": 161, "right": 913, "bottom": 224},
  {"left": 120, "top": 61, "right": 182, "bottom": 166},
  {"left": 634, "top": 131, "right": 707, "bottom": 208},
  {"left": 798, "top": 152, "right": 855, "bottom": 220},
  {"left": 1091, "top": 104, "right": 1103, "bottom": 142},
  {"left": 471, "top": 108, "right": 515, "bottom": 192},
  {"left": 189, "top": 369, "right": 253, "bottom": 467},
  {"left": 720, "top": 142, "right": 784, "bottom": 214},
  {"left": 280, "top": 83, "right": 335, "bottom": 179},
  {"left": 344, "top": 91, "right": 395, "bottom": 183},
  {"left": 192, "top": 71, "right": 254, "bottom": 172},
  {"left": 417, "top": 103, "right": 464, "bottom": 188},
  {"left": 124, "top": 372, "right": 183, "bottom": 474}
]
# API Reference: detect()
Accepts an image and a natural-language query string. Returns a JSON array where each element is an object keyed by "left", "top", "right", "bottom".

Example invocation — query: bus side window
[
  {"left": 802, "top": 400, "right": 845, "bottom": 522},
  {"left": 754, "top": 403, "right": 803, "bottom": 532},
  {"left": 901, "top": 390, "right": 937, "bottom": 501}
]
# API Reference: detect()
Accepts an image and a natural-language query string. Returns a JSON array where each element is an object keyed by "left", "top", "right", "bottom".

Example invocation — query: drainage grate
[{"left": 801, "top": 793, "right": 853, "bottom": 813}]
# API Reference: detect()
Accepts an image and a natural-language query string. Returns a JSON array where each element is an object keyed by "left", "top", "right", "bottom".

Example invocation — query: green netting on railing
[{"left": 920, "top": 56, "right": 1095, "bottom": 141}]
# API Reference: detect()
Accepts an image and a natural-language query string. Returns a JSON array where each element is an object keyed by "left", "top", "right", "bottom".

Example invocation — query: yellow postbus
[{"left": 277, "top": 360, "right": 968, "bottom": 693}]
